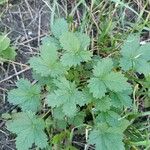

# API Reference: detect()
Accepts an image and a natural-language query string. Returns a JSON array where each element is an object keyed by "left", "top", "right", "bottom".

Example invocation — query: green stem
[{"left": 131, "top": 140, "right": 150, "bottom": 146}]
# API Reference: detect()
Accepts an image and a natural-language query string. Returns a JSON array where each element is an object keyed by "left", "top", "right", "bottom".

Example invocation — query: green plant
[
  {"left": 0, "top": 0, "right": 7, "bottom": 5},
  {"left": 5, "top": 18, "right": 150, "bottom": 150},
  {"left": 0, "top": 34, "right": 16, "bottom": 61}
]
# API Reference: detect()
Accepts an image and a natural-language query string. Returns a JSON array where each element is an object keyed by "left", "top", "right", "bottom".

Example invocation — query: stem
[{"left": 131, "top": 140, "right": 150, "bottom": 146}]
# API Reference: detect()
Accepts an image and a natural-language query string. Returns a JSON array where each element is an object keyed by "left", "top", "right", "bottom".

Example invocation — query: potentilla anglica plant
[{"left": 5, "top": 18, "right": 150, "bottom": 150}]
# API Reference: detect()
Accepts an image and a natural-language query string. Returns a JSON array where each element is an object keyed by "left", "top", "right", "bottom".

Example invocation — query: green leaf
[
  {"left": 60, "top": 32, "right": 81, "bottom": 52},
  {"left": 76, "top": 32, "right": 90, "bottom": 50},
  {"left": 52, "top": 131, "right": 70, "bottom": 144},
  {"left": 53, "top": 107, "right": 66, "bottom": 120},
  {"left": 61, "top": 50, "right": 92, "bottom": 67},
  {"left": 110, "top": 91, "right": 132, "bottom": 108},
  {"left": 29, "top": 42, "right": 66, "bottom": 77},
  {"left": 60, "top": 32, "right": 92, "bottom": 67},
  {"left": 88, "top": 58, "right": 131, "bottom": 99},
  {"left": 41, "top": 36, "right": 61, "bottom": 49},
  {"left": 55, "top": 119, "right": 67, "bottom": 129},
  {"left": 104, "top": 72, "right": 131, "bottom": 91},
  {"left": 0, "top": 47, "right": 16, "bottom": 60},
  {"left": 51, "top": 18, "right": 68, "bottom": 39},
  {"left": 96, "top": 111, "right": 121, "bottom": 126},
  {"left": 65, "top": 145, "right": 78, "bottom": 150},
  {"left": 8, "top": 79, "right": 41, "bottom": 112},
  {"left": 120, "top": 34, "right": 150, "bottom": 76},
  {"left": 33, "top": 72, "right": 56, "bottom": 92},
  {"left": 47, "top": 78, "right": 87, "bottom": 117},
  {"left": 6, "top": 112, "right": 48, "bottom": 150},
  {"left": 0, "top": 35, "right": 10, "bottom": 51},
  {"left": 94, "top": 96, "right": 111, "bottom": 112},
  {"left": 0, "top": 0, "right": 7, "bottom": 5},
  {"left": 88, "top": 124, "right": 125, "bottom": 150},
  {"left": 68, "top": 112, "right": 85, "bottom": 126},
  {"left": 88, "top": 77, "right": 107, "bottom": 99}
]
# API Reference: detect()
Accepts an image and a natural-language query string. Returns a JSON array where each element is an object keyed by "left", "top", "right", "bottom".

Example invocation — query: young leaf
[
  {"left": 88, "top": 124, "right": 125, "bottom": 150},
  {"left": 47, "top": 78, "right": 87, "bottom": 117},
  {"left": 52, "top": 131, "right": 70, "bottom": 144},
  {"left": 0, "top": 47, "right": 16, "bottom": 60},
  {"left": 29, "top": 42, "right": 66, "bottom": 77},
  {"left": 60, "top": 32, "right": 92, "bottom": 67},
  {"left": 68, "top": 112, "right": 85, "bottom": 126},
  {"left": 33, "top": 72, "right": 56, "bottom": 92},
  {"left": 53, "top": 107, "right": 66, "bottom": 120},
  {"left": 88, "top": 58, "right": 131, "bottom": 99},
  {"left": 94, "top": 96, "right": 111, "bottom": 112},
  {"left": 110, "top": 91, "right": 132, "bottom": 108},
  {"left": 0, "top": 35, "right": 10, "bottom": 51},
  {"left": 96, "top": 111, "right": 121, "bottom": 126},
  {"left": 60, "top": 32, "right": 81, "bottom": 52},
  {"left": 76, "top": 32, "right": 91, "bottom": 50},
  {"left": 6, "top": 112, "right": 48, "bottom": 150},
  {"left": 41, "top": 36, "right": 61, "bottom": 50},
  {"left": 51, "top": 18, "right": 68, "bottom": 39},
  {"left": 55, "top": 119, "right": 68, "bottom": 129},
  {"left": 120, "top": 34, "right": 150, "bottom": 76},
  {"left": 0, "top": 0, "right": 7, "bottom": 5},
  {"left": 8, "top": 79, "right": 41, "bottom": 112}
]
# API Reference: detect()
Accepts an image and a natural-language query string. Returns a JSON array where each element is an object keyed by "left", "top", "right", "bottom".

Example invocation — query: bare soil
[{"left": 0, "top": 0, "right": 51, "bottom": 149}]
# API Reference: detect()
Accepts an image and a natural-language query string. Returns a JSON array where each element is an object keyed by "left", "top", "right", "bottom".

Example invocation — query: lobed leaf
[
  {"left": 0, "top": 35, "right": 10, "bottom": 51},
  {"left": 120, "top": 34, "right": 150, "bottom": 76},
  {"left": 8, "top": 79, "right": 41, "bottom": 112},
  {"left": 60, "top": 32, "right": 92, "bottom": 67},
  {"left": 88, "top": 124, "right": 125, "bottom": 150},
  {"left": 29, "top": 42, "right": 66, "bottom": 77},
  {"left": 51, "top": 18, "right": 68, "bottom": 39},
  {"left": 47, "top": 78, "right": 87, "bottom": 117},
  {"left": 6, "top": 112, "right": 48, "bottom": 150},
  {"left": 88, "top": 58, "right": 131, "bottom": 99}
]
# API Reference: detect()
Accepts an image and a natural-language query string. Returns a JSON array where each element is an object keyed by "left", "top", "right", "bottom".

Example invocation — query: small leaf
[
  {"left": 120, "top": 34, "right": 150, "bottom": 76},
  {"left": 51, "top": 18, "right": 68, "bottom": 39},
  {"left": 33, "top": 72, "right": 56, "bottom": 92},
  {"left": 6, "top": 112, "right": 48, "bottom": 150},
  {"left": 94, "top": 96, "right": 111, "bottom": 112},
  {"left": 96, "top": 111, "right": 121, "bottom": 126},
  {"left": 53, "top": 107, "right": 66, "bottom": 120},
  {"left": 60, "top": 32, "right": 81, "bottom": 52},
  {"left": 88, "top": 58, "right": 131, "bottom": 99},
  {"left": 61, "top": 50, "right": 92, "bottom": 67},
  {"left": 0, "top": 47, "right": 16, "bottom": 60},
  {"left": 88, "top": 124, "right": 125, "bottom": 150},
  {"left": 41, "top": 36, "right": 61, "bottom": 49},
  {"left": 68, "top": 112, "right": 85, "bottom": 126},
  {"left": 110, "top": 91, "right": 132, "bottom": 108},
  {"left": 47, "top": 78, "right": 87, "bottom": 117},
  {"left": 0, "top": 35, "right": 10, "bottom": 51},
  {"left": 8, "top": 79, "right": 41, "bottom": 112},
  {"left": 52, "top": 131, "right": 70, "bottom": 144},
  {"left": 29, "top": 42, "right": 67, "bottom": 77},
  {"left": 60, "top": 32, "right": 92, "bottom": 67}
]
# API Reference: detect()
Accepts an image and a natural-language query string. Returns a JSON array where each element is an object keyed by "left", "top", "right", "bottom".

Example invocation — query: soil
[{"left": 0, "top": 0, "right": 51, "bottom": 149}]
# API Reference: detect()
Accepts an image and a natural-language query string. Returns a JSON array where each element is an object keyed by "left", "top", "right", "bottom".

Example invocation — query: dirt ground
[{"left": 0, "top": 0, "right": 52, "bottom": 149}]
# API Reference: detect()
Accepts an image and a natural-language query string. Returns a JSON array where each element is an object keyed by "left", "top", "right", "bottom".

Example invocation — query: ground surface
[{"left": 0, "top": 0, "right": 51, "bottom": 149}]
